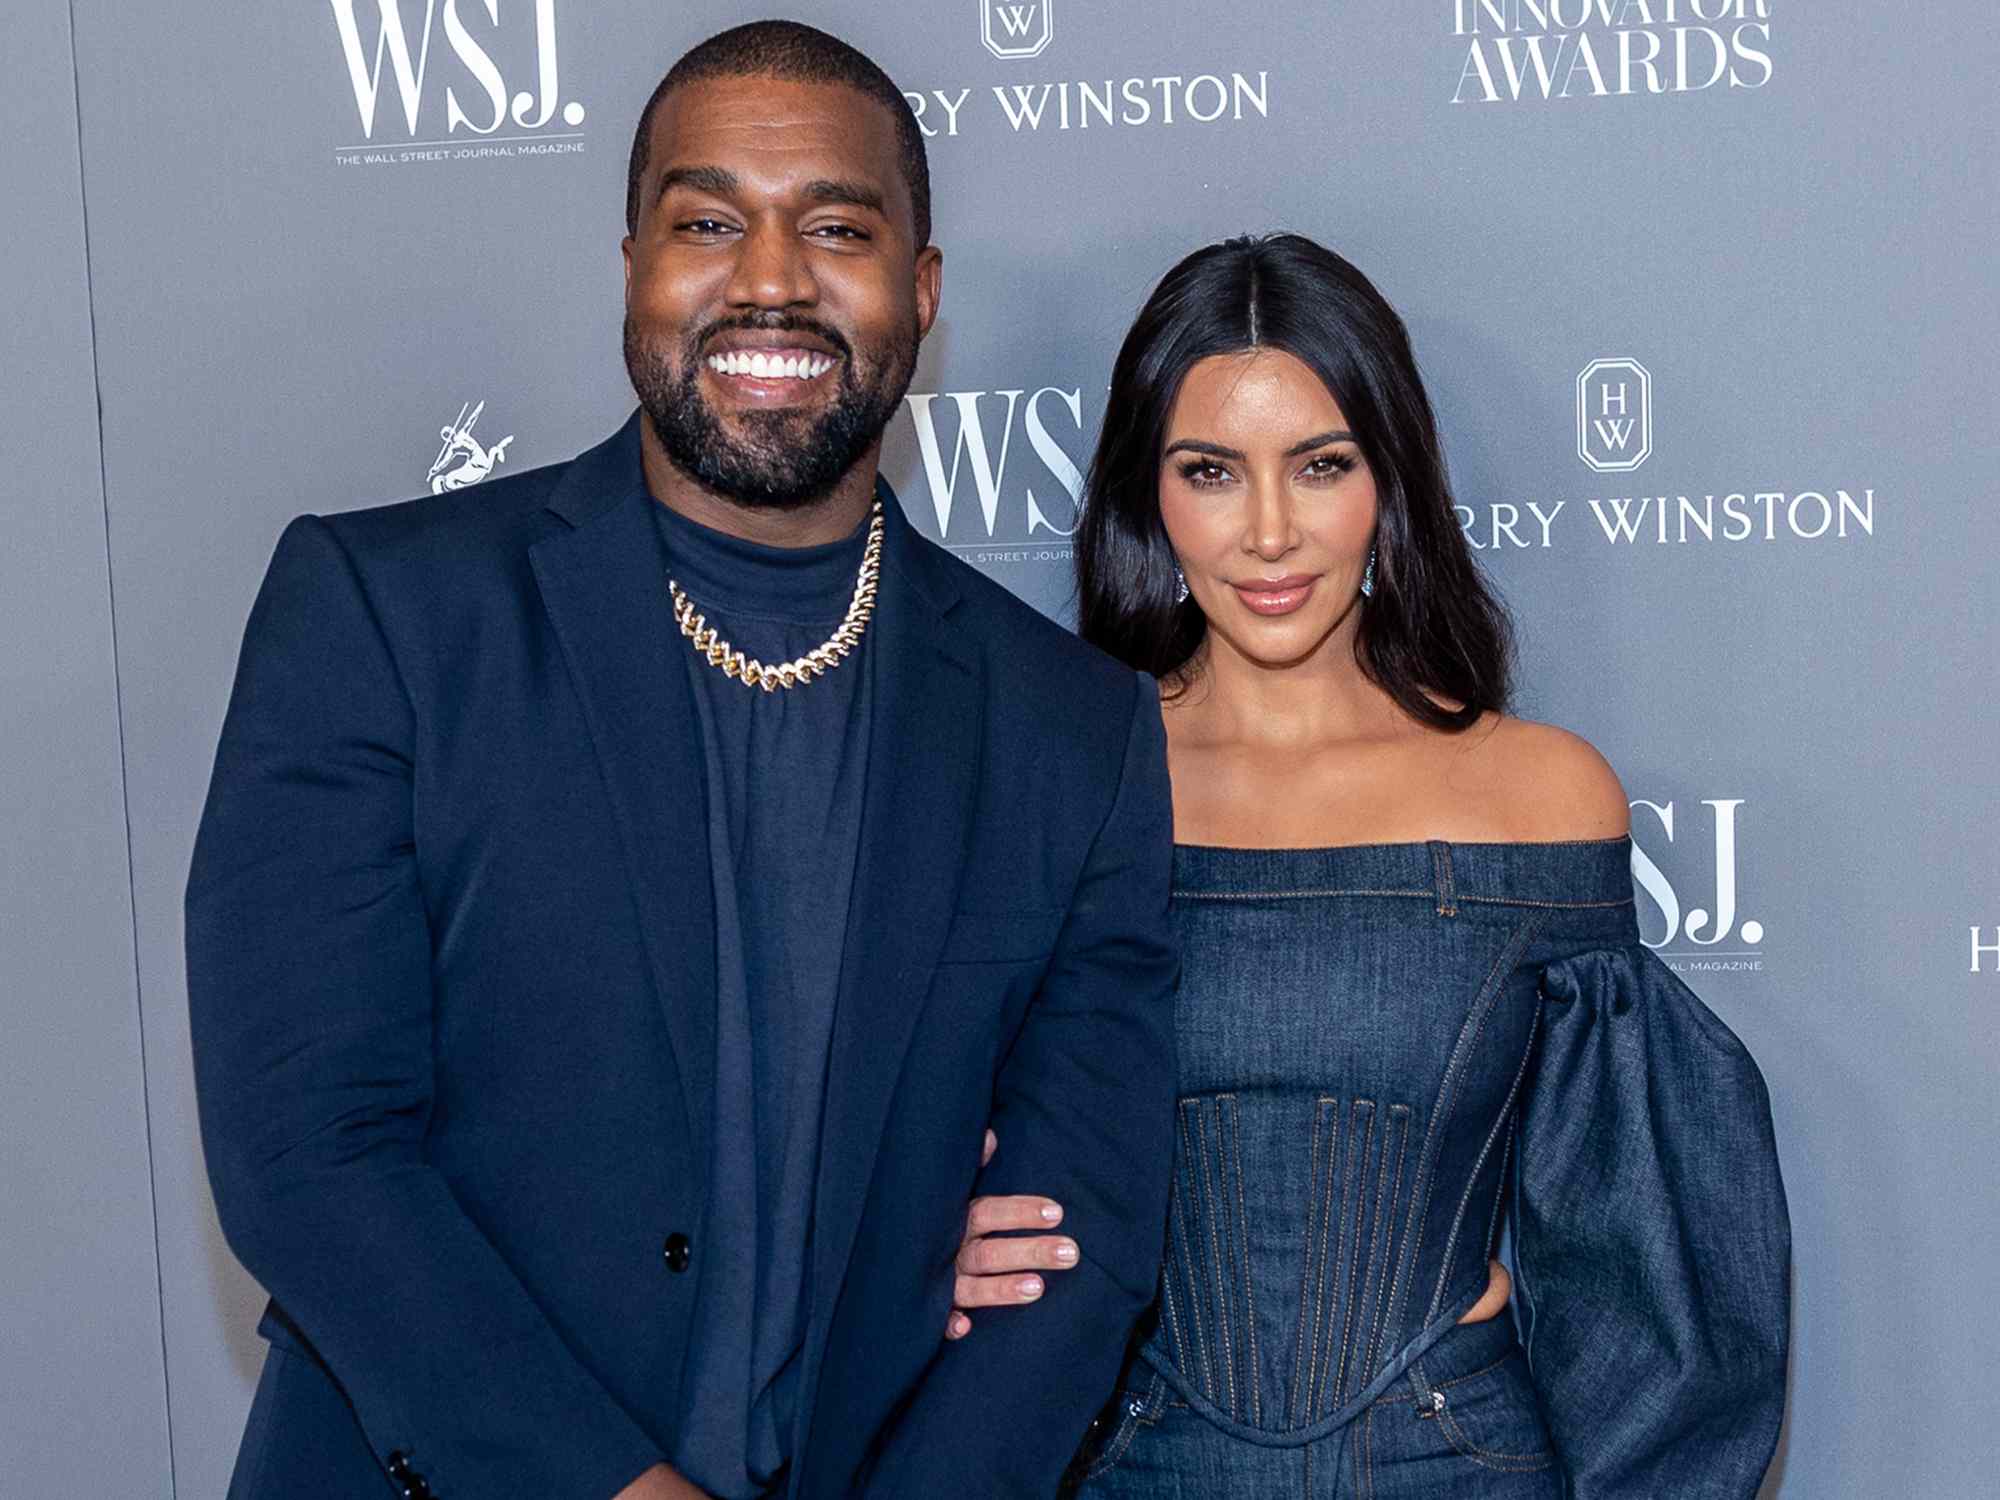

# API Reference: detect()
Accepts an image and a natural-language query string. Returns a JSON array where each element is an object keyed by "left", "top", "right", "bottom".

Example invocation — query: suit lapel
[
  {"left": 534, "top": 433, "right": 983, "bottom": 1480},
  {"left": 529, "top": 419, "right": 717, "bottom": 1169},
  {"left": 799, "top": 495, "right": 984, "bottom": 1455}
]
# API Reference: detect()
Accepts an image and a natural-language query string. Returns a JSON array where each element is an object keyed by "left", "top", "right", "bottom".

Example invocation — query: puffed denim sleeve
[{"left": 1513, "top": 944, "right": 1790, "bottom": 1499}]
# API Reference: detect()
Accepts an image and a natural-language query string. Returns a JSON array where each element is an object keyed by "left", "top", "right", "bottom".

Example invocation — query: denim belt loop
[
  {"left": 1406, "top": 1355, "right": 1441, "bottom": 1419},
  {"left": 1429, "top": 840, "right": 1458, "bottom": 917}
]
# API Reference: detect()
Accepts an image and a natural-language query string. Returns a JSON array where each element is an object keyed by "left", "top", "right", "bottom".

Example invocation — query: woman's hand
[
  {"left": 944, "top": 1129, "right": 1080, "bottom": 1340},
  {"left": 1457, "top": 1258, "right": 1513, "bottom": 1323},
  {"left": 611, "top": 1464, "right": 711, "bottom": 1500}
]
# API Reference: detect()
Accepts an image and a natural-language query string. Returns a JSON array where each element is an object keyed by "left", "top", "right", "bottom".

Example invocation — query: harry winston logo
[
  {"left": 981, "top": 0, "right": 1054, "bottom": 61},
  {"left": 1577, "top": 357, "right": 1651, "bottom": 473},
  {"left": 1973, "top": 927, "right": 2000, "bottom": 974}
]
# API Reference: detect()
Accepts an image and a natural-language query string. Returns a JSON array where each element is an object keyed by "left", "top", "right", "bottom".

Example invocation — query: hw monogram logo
[
  {"left": 1576, "top": 357, "right": 1651, "bottom": 473},
  {"left": 329, "top": 0, "right": 581, "bottom": 141},
  {"left": 981, "top": 0, "right": 1054, "bottom": 61}
]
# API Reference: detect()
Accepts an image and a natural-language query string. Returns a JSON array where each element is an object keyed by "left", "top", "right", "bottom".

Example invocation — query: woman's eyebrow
[
  {"left": 1163, "top": 438, "right": 1244, "bottom": 461},
  {"left": 1283, "top": 429, "right": 1356, "bottom": 456},
  {"left": 1163, "top": 430, "right": 1356, "bottom": 462}
]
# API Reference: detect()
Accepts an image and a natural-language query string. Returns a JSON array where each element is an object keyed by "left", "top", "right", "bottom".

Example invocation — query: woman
[{"left": 951, "top": 235, "right": 1790, "bottom": 1496}]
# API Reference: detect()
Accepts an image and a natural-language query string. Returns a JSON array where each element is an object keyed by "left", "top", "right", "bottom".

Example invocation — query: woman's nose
[{"left": 1243, "top": 483, "right": 1296, "bottom": 559}]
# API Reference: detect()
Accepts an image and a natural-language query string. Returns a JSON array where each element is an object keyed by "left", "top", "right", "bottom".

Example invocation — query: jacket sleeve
[
  {"left": 186, "top": 516, "right": 666, "bottom": 1500},
  {"left": 859, "top": 677, "right": 1180, "bottom": 1500},
  {"left": 1513, "top": 944, "right": 1790, "bottom": 1499}
]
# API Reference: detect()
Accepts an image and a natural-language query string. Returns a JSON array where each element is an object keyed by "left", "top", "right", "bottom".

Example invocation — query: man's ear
[
  {"left": 621, "top": 235, "right": 635, "bottom": 309},
  {"left": 914, "top": 245, "right": 943, "bottom": 340}
]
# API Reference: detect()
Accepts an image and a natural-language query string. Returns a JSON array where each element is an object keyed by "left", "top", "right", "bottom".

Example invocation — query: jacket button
[{"left": 663, "top": 1232, "right": 692, "bottom": 1273}]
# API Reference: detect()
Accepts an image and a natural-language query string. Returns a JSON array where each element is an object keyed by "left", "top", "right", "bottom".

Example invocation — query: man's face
[{"left": 622, "top": 75, "right": 942, "bottom": 510}]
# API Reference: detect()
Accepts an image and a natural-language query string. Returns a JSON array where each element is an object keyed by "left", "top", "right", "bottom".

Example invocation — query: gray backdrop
[{"left": 5, "top": 1, "right": 1995, "bottom": 1495}]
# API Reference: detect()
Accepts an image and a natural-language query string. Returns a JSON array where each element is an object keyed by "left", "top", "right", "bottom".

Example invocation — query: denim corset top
[{"left": 1140, "top": 838, "right": 1649, "bottom": 1445}]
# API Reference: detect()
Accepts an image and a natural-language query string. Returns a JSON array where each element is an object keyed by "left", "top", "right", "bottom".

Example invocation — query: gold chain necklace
[{"left": 667, "top": 501, "right": 883, "bottom": 693}]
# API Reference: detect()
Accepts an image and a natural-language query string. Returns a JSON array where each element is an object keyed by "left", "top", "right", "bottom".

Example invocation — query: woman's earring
[
  {"left": 1174, "top": 565, "right": 1190, "bottom": 605},
  {"left": 1360, "top": 546, "right": 1377, "bottom": 599}
]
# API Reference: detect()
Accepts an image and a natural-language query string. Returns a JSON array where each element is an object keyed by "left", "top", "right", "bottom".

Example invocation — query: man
[{"left": 187, "top": 20, "right": 1176, "bottom": 1500}]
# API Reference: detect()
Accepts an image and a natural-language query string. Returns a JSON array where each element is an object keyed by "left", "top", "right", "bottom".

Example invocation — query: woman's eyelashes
[
  {"left": 1174, "top": 448, "right": 1360, "bottom": 490},
  {"left": 1177, "top": 459, "right": 1233, "bottom": 488},
  {"left": 1304, "top": 450, "right": 1358, "bottom": 478}
]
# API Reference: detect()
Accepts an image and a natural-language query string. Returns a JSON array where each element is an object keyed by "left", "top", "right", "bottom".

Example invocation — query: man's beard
[{"left": 624, "top": 310, "right": 918, "bottom": 511}]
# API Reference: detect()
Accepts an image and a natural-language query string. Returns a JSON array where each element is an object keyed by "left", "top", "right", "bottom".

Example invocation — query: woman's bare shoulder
[{"left": 1466, "top": 715, "right": 1632, "bottom": 841}]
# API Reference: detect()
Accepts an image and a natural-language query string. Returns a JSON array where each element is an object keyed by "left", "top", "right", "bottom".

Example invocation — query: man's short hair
[{"left": 626, "top": 20, "right": 932, "bottom": 248}]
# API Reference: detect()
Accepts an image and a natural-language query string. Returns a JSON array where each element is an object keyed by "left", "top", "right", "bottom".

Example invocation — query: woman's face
[{"left": 1157, "top": 347, "right": 1379, "bottom": 673}]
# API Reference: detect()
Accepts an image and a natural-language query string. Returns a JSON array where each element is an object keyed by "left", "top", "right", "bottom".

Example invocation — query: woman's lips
[{"left": 1232, "top": 575, "right": 1319, "bottom": 616}]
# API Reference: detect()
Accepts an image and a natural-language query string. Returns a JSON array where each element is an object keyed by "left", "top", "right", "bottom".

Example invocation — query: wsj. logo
[
  {"left": 428, "top": 400, "right": 513, "bottom": 492},
  {"left": 1577, "top": 358, "right": 1651, "bottom": 473},
  {"left": 899, "top": 388, "right": 1086, "bottom": 549},
  {"left": 982, "top": 0, "right": 1055, "bottom": 61},
  {"left": 1629, "top": 798, "right": 1766, "bottom": 959},
  {"left": 330, "top": 0, "right": 583, "bottom": 141}
]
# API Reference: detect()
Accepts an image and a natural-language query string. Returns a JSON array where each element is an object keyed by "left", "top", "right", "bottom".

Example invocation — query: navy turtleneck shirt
[{"left": 649, "top": 495, "right": 876, "bottom": 1500}]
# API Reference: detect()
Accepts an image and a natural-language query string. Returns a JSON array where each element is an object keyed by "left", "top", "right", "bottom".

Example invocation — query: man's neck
[{"left": 639, "top": 421, "right": 881, "bottom": 549}]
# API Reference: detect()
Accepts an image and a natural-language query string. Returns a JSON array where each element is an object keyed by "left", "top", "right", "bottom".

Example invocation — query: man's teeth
[{"left": 706, "top": 351, "right": 836, "bottom": 380}]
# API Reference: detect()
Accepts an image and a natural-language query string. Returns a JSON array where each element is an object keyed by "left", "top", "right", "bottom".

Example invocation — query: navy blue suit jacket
[{"left": 186, "top": 417, "right": 1178, "bottom": 1499}]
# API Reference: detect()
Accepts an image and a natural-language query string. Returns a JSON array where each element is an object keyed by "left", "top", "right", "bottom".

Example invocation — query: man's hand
[
  {"left": 612, "top": 1464, "right": 709, "bottom": 1500},
  {"left": 943, "top": 1129, "right": 1080, "bottom": 1340}
]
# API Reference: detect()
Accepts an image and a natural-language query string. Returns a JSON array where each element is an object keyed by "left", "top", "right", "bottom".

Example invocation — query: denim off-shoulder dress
[{"left": 1067, "top": 837, "right": 1790, "bottom": 1499}]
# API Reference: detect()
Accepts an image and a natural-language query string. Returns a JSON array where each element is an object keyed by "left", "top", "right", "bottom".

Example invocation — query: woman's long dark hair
[{"left": 1075, "top": 234, "right": 1511, "bottom": 731}]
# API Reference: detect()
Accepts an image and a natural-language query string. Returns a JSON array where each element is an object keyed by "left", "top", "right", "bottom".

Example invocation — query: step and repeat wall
[{"left": 9, "top": 2, "right": 1995, "bottom": 1495}]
